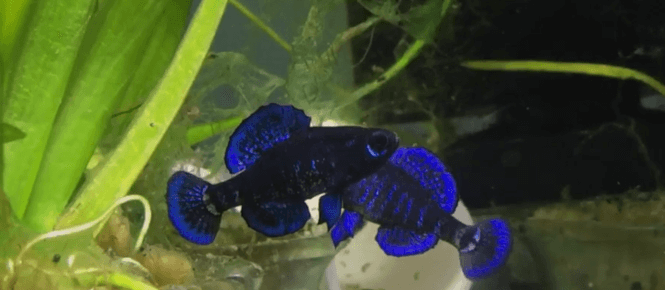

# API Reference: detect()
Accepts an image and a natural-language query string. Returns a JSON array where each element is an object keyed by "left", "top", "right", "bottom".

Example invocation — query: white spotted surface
[{"left": 329, "top": 201, "right": 474, "bottom": 290}]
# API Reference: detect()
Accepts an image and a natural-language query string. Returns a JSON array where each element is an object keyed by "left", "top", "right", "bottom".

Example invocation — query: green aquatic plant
[
  {"left": 2, "top": 192, "right": 154, "bottom": 290},
  {"left": 2, "top": 0, "right": 456, "bottom": 288},
  {"left": 55, "top": 0, "right": 229, "bottom": 230},
  {"left": 2, "top": 0, "right": 228, "bottom": 288},
  {"left": 462, "top": 60, "right": 665, "bottom": 97}
]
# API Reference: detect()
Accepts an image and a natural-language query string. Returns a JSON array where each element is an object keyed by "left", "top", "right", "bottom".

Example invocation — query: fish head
[{"left": 333, "top": 127, "right": 399, "bottom": 182}]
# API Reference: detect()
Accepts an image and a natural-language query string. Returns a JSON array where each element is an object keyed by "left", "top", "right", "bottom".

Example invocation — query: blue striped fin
[
  {"left": 225, "top": 103, "right": 311, "bottom": 174},
  {"left": 389, "top": 147, "right": 458, "bottom": 213},
  {"left": 375, "top": 226, "right": 438, "bottom": 256}
]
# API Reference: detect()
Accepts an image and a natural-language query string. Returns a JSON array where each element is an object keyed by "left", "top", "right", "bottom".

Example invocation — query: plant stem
[
  {"left": 321, "top": 16, "right": 380, "bottom": 66},
  {"left": 462, "top": 60, "right": 665, "bottom": 97},
  {"left": 340, "top": 39, "right": 426, "bottom": 109},
  {"left": 229, "top": 0, "right": 292, "bottom": 53},
  {"left": 55, "top": 0, "right": 229, "bottom": 229}
]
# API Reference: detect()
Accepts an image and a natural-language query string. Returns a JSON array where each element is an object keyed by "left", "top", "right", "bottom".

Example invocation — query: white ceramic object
[{"left": 326, "top": 201, "right": 475, "bottom": 290}]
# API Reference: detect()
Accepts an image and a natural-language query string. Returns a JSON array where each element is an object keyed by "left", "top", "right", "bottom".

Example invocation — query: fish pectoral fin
[
  {"left": 329, "top": 210, "right": 365, "bottom": 247},
  {"left": 241, "top": 200, "right": 311, "bottom": 237},
  {"left": 375, "top": 226, "right": 439, "bottom": 257},
  {"left": 225, "top": 104, "right": 311, "bottom": 174},
  {"left": 318, "top": 193, "right": 342, "bottom": 231}
]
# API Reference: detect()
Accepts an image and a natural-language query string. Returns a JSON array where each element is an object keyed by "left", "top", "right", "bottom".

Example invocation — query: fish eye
[
  {"left": 473, "top": 228, "right": 481, "bottom": 242},
  {"left": 366, "top": 131, "right": 390, "bottom": 158},
  {"left": 460, "top": 241, "right": 477, "bottom": 253}
]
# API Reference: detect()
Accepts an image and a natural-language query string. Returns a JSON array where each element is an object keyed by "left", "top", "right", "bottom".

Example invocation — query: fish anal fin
[
  {"left": 241, "top": 200, "right": 311, "bottom": 237},
  {"left": 375, "top": 226, "right": 438, "bottom": 257}
]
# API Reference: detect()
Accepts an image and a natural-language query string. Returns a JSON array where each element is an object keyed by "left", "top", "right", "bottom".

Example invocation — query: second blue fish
[{"left": 329, "top": 147, "right": 512, "bottom": 280}]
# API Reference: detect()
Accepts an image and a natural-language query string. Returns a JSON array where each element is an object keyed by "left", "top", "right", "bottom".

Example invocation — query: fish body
[
  {"left": 329, "top": 147, "right": 512, "bottom": 280},
  {"left": 167, "top": 104, "right": 399, "bottom": 244}
]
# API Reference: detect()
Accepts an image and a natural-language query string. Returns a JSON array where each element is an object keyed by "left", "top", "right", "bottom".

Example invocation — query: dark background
[{"left": 346, "top": 0, "right": 665, "bottom": 209}]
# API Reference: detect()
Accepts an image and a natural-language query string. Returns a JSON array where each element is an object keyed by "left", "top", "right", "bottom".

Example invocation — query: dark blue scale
[{"left": 329, "top": 147, "right": 513, "bottom": 280}]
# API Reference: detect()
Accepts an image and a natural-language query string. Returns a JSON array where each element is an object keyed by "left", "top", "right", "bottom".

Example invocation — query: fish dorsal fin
[
  {"left": 225, "top": 103, "right": 311, "bottom": 173},
  {"left": 375, "top": 226, "right": 439, "bottom": 256},
  {"left": 389, "top": 147, "right": 459, "bottom": 213}
]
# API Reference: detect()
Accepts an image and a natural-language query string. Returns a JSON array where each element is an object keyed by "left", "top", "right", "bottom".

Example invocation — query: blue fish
[
  {"left": 166, "top": 103, "right": 399, "bottom": 245},
  {"left": 328, "top": 147, "right": 512, "bottom": 280}
]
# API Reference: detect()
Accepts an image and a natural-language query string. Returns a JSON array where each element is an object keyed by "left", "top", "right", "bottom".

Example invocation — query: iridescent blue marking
[
  {"left": 417, "top": 206, "right": 427, "bottom": 228},
  {"left": 294, "top": 161, "right": 301, "bottom": 175},
  {"left": 381, "top": 184, "right": 397, "bottom": 211},
  {"left": 402, "top": 198, "right": 413, "bottom": 223},
  {"left": 394, "top": 192, "right": 408, "bottom": 215},
  {"left": 375, "top": 227, "right": 439, "bottom": 256},
  {"left": 365, "top": 183, "right": 383, "bottom": 211},
  {"left": 358, "top": 185, "right": 371, "bottom": 204}
]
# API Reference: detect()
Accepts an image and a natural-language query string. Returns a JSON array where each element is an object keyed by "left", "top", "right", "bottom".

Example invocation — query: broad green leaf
[
  {"left": 55, "top": 0, "right": 230, "bottom": 230},
  {"left": 0, "top": 0, "right": 33, "bottom": 67},
  {"left": 101, "top": 0, "right": 191, "bottom": 149},
  {"left": 3, "top": 0, "right": 96, "bottom": 219},
  {"left": 23, "top": 0, "right": 185, "bottom": 232},
  {"left": 2, "top": 123, "right": 26, "bottom": 143}
]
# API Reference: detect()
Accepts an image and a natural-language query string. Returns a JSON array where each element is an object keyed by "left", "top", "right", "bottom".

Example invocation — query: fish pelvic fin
[
  {"left": 166, "top": 171, "right": 235, "bottom": 245},
  {"left": 457, "top": 218, "right": 512, "bottom": 280}
]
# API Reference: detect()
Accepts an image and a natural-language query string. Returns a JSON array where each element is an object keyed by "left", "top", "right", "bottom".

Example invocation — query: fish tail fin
[
  {"left": 166, "top": 171, "right": 230, "bottom": 245},
  {"left": 457, "top": 218, "right": 512, "bottom": 280}
]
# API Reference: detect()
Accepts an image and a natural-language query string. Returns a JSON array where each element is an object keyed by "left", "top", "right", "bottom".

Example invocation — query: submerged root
[{"left": 5, "top": 195, "right": 154, "bottom": 290}]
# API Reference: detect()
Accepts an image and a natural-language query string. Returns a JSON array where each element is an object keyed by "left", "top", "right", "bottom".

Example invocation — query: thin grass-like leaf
[
  {"left": 55, "top": 0, "right": 230, "bottom": 229},
  {"left": 462, "top": 60, "right": 665, "bottom": 97},
  {"left": 3, "top": 0, "right": 96, "bottom": 218},
  {"left": 22, "top": 0, "right": 187, "bottom": 232},
  {"left": 186, "top": 116, "right": 244, "bottom": 146}
]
